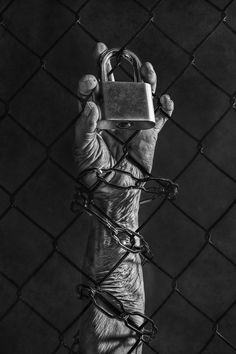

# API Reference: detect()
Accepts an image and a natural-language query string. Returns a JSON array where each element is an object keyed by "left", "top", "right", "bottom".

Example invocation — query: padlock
[{"left": 96, "top": 48, "right": 156, "bottom": 130}]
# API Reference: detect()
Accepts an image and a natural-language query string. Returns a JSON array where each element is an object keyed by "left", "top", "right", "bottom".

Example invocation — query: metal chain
[
  {"left": 71, "top": 187, "right": 153, "bottom": 258},
  {"left": 0, "top": 0, "right": 235, "bottom": 353},
  {"left": 77, "top": 167, "right": 179, "bottom": 200},
  {"left": 69, "top": 164, "right": 177, "bottom": 350},
  {"left": 76, "top": 284, "right": 157, "bottom": 344}
]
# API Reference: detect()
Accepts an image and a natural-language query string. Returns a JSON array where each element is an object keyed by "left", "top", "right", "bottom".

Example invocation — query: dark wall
[{"left": 0, "top": 0, "right": 235, "bottom": 353}]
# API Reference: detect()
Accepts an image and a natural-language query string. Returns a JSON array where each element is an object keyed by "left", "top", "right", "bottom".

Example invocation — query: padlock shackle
[{"left": 99, "top": 48, "right": 142, "bottom": 82}]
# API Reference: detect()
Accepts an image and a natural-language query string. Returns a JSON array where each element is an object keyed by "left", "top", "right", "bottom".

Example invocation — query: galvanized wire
[{"left": 0, "top": 0, "right": 235, "bottom": 353}]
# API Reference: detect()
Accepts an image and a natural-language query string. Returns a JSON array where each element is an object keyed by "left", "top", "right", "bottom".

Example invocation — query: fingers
[
  {"left": 74, "top": 100, "right": 101, "bottom": 173},
  {"left": 93, "top": 42, "right": 107, "bottom": 61},
  {"left": 140, "top": 61, "right": 174, "bottom": 134},
  {"left": 75, "top": 101, "right": 100, "bottom": 143},
  {"left": 75, "top": 42, "right": 109, "bottom": 142},
  {"left": 160, "top": 94, "right": 174, "bottom": 117},
  {"left": 74, "top": 100, "right": 113, "bottom": 176},
  {"left": 154, "top": 94, "right": 174, "bottom": 133},
  {"left": 77, "top": 73, "right": 99, "bottom": 115},
  {"left": 78, "top": 74, "right": 98, "bottom": 98},
  {"left": 140, "top": 62, "right": 174, "bottom": 118},
  {"left": 126, "top": 93, "right": 174, "bottom": 173},
  {"left": 74, "top": 42, "right": 116, "bottom": 176},
  {"left": 77, "top": 42, "right": 111, "bottom": 105},
  {"left": 75, "top": 42, "right": 111, "bottom": 152},
  {"left": 140, "top": 62, "right": 157, "bottom": 93},
  {"left": 93, "top": 42, "right": 114, "bottom": 81},
  {"left": 77, "top": 42, "right": 112, "bottom": 113}
]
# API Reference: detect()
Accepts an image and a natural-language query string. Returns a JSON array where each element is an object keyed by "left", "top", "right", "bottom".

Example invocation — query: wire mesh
[{"left": 0, "top": 0, "right": 235, "bottom": 353}]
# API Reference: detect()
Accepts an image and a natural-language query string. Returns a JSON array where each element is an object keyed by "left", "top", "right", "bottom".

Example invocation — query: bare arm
[{"left": 73, "top": 42, "right": 174, "bottom": 354}]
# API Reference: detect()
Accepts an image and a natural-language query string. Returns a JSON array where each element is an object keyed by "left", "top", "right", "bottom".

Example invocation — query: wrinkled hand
[
  {"left": 74, "top": 43, "right": 174, "bottom": 353},
  {"left": 73, "top": 42, "right": 174, "bottom": 203}
]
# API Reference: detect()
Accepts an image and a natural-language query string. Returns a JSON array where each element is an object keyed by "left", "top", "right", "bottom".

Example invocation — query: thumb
[{"left": 75, "top": 101, "right": 100, "bottom": 148}]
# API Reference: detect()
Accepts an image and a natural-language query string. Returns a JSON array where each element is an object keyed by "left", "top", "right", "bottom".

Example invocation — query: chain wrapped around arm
[{"left": 70, "top": 166, "right": 178, "bottom": 352}]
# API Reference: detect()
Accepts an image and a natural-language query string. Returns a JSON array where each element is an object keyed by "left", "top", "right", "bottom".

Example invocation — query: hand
[
  {"left": 74, "top": 43, "right": 174, "bottom": 353},
  {"left": 73, "top": 42, "right": 174, "bottom": 205}
]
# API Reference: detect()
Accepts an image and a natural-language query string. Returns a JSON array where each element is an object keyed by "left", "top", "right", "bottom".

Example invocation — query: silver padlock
[{"left": 96, "top": 48, "right": 156, "bottom": 130}]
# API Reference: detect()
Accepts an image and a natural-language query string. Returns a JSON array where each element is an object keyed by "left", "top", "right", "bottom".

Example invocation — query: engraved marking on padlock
[
  {"left": 97, "top": 48, "right": 156, "bottom": 130},
  {"left": 116, "top": 121, "right": 133, "bottom": 129}
]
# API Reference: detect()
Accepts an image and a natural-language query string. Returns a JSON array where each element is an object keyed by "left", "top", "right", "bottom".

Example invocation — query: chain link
[
  {"left": 0, "top": 0, "right": 235, "bottom": 353},
  {"left": 76, "top": 284, "right": 157, "bottom": 344},
  {"left": 71, "top": 185, "right": 153, "bottom": 258}
]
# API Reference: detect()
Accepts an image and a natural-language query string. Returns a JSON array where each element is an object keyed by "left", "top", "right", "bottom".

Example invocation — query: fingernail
[
  {"left": 96, "top": 42, "right": 107, "bottom": 54},
  {"left": 79, "top": 75, "right": 97, "bottom": 95},
  {"left": 94, "top": 42, "right": 108, "bottom": 60},
  {"left": 160, "top": 94, "right": 170, "bottom": 105},
  {"left": 146, "top": 62, "right": 155, "bottom": 73}
]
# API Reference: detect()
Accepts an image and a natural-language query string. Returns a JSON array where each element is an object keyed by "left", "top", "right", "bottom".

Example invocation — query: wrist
[{"left": 92, "top": 188, "right": 141, "bottom": 230}]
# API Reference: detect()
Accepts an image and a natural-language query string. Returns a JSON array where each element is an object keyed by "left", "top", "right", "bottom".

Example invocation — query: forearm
[
  {"left": 79, "top": 191, "right": 145, "bottom": 353},
  {"left": 74, "top": 43, "right": 173, "bottom": 353}
]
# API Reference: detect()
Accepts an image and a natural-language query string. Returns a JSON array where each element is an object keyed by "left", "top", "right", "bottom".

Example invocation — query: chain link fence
[{"left": 0, "top": 0, "right": 235, "bottom": 353}]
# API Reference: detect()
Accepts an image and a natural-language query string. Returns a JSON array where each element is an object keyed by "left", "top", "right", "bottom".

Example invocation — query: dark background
[{"left": 0, "top": 0, "right": 236, "bottom": 353}]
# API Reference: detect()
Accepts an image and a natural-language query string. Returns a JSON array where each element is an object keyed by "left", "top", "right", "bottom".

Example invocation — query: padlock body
[{"left": 97, "top": 82, "right": 155, "bottom": 130}]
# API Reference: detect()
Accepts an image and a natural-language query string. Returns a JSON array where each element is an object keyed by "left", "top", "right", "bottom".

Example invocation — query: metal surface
[
  {"left": 0, "top": 0, "right": 235, "bottom": 353},
  {"left": 97, "top": 48, "right": 156, "bottom": 130}
]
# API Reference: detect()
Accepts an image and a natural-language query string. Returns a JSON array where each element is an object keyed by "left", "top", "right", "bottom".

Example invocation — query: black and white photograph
[{"left": 0, "top": 0, "right": 235, "bottom": 353}]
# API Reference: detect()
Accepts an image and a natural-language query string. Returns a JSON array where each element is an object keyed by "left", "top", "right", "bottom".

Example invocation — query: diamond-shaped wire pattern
[{"left": 0, "top": 0, "right": 235, "bottom": 353}]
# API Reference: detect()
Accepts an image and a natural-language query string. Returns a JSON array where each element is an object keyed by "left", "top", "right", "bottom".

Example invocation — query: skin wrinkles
[
  {"left": 74, "top": 42, "right": 174, "bottom": 353},
  {"left": 79, "top": 189, "right": 145, "bottom": 353}
]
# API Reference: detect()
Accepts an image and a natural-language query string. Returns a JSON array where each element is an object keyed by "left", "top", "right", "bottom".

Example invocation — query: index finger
[
  {"left": 93, "top": 42, "right": 114, "bottom": 82},
  {"left": 140, "top": 62, "right": 157, "bottom": 94},
  {"left": 77, "top": 43, "right": 113, "bottom": 104}
]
